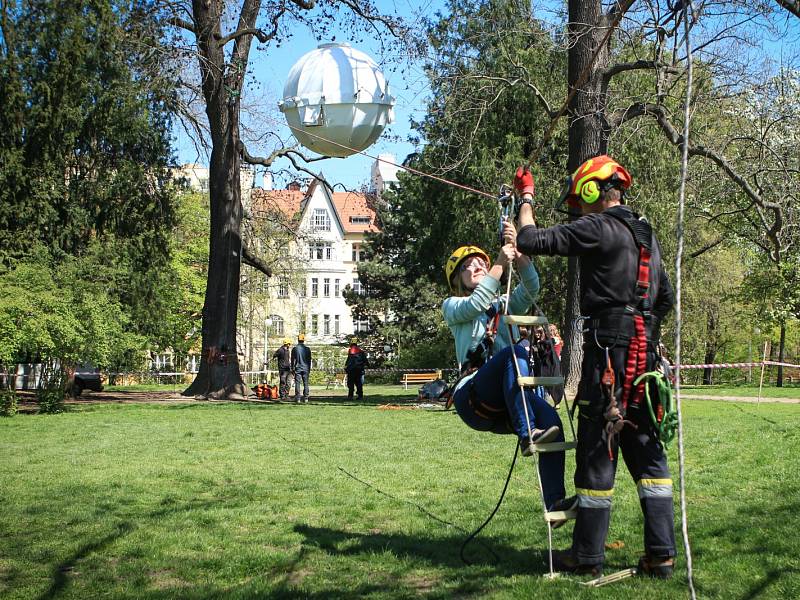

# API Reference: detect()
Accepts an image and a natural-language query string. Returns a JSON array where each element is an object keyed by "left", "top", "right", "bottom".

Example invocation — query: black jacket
[
  {"left": 517, "top": 205, "right": 674, "bottom": 330},
  {"left": 273, "top": 345, "right": 291, "bottom": 370}
]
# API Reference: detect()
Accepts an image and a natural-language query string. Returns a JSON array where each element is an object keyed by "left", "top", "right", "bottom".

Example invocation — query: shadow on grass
[
  {"left": 37, "top": 522, "right": 134, "bottom": 600},
  {"left": 695, "top": 497, "right": 800, "bottom": 600},
  {"left": 33, "top": 498, "right": 226, "bottom": 600},
  {"left": 292, "top": 522, "right": 542, "bottom": 572}
]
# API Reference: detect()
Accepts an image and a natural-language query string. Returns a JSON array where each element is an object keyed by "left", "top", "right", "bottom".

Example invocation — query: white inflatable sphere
[{"left": 278, "top": 43, "right": 395, "bottom": 158}]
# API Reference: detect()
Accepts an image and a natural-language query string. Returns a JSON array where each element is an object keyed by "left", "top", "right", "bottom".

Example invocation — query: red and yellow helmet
[
  {"left": 559, "top": 155, "right": 632, "bottom": 208},
  {"left": 445, "top": 245, "right": 491, "bottom": 291}
]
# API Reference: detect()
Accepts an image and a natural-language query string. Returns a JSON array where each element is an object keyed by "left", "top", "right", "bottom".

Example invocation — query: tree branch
[
  {"left": 775, "top": 0, "right": 800, "bottom": 19},
  {"left": 241, "top": 142, "right": 329, "bottom": 168},
  {"left": 217, "top": 6, "right": 285, "bottom": 48},
  {"left": 242, "top": 243, "right": 273, "bottom": 277},
  {"left": 602, "top": 60, "right": 682, "bottom": 80},
  {"left": 167, "top": 16, "right": 195, "bottom": 34},
  {"left": 689, "top": 237, "right": 725, "bottom": 259},
  {"left": 612, "top": 101, "right": 786, "bottom": 260}
]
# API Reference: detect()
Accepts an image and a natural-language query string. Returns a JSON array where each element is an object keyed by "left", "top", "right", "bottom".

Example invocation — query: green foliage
[
  {"left": 37, "top": 382, "right": 66, "bottom": 414},
  {"left": 350, "top": 1, "right": 569, "bottom": 367},
  {"left": 0, "top": 388, "right": 17, "bottom": 416},
  {"left": 0, "top": 250, "right": 147, "bottom": 373},
  {"left": 0, "top": 0, "right": 187, "bottom": 355}
]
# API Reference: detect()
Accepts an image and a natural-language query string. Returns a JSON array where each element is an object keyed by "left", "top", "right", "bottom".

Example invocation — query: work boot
[
  {"left": 519, "top": 426, "right": 560, "bottom": 456},
  {"left": 547, "top": 495, "right": 578, "bottom": 529},
  {"left": 552, "top": 550, "right": 603, "bottom": 576},
  {"left": 637, "top": 555, "right": 674, "bottom": 579}
]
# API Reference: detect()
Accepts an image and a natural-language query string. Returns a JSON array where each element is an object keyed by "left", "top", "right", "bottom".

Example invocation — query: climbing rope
[
  {"left": 674, "top": 3, "right": 698, "bottom": 599},
  {"left": 633, "top": 371, "right": 678, "bottom": 448}
]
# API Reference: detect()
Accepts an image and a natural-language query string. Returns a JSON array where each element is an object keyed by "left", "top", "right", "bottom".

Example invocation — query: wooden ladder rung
[
  {"left": 533, "top": 441, "right": 577, "bottom": 453},
  {"left": 517, "top": 376, "right": 565, "bottom": 387},
  {"left": 544, "top": 508, "right": 577, "bottom": 523},
  {"left": 504, "top": 315, "right": 551, "bottom": 326}
]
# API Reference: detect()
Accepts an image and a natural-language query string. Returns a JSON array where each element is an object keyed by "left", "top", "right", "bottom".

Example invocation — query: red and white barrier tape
[{"left": 676, "top": 360, "right": 800, "bottom": 370}]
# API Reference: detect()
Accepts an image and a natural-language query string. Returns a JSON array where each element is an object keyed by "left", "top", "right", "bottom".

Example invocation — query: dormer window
[
  {"left": 312, "top": 208, "right": 331, "bottom": 231},
  {"left": 349, "top": 216, "right": 371, "bottom": 224}
]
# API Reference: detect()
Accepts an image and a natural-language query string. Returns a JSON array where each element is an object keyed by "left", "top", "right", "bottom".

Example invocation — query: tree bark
[{"left": 561, "top": 0, "right": 610, "bottom": 392}]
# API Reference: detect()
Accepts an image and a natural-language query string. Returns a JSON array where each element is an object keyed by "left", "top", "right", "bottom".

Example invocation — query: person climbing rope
[
  {"left": 442, "top": 236, "right": 574, "bottom": 513},
  {"left": 505, "top": 156, "right": 676, "bottom": 578}
]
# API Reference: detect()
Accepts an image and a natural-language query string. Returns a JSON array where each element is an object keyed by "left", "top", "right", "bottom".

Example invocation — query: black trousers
[
  {"left": 278, "top": 368, "right": 292, "bottom": 399},
  {"left": 346, "top": 369, "right": 364, "bottom": 398},
  {"left": 571, "top": 342, "right": 675, "bottom": 566}
]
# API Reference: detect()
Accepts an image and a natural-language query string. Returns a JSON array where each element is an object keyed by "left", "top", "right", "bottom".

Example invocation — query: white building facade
[{"left": 247, "top": 177, "right": 378, "bottom": 354}]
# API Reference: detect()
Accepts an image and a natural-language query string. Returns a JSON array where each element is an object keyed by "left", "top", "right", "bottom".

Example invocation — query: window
[
  {"left": 352, "top": 244, "right": 360, "bottom": 262},
  {"left": 354, "top": 318, "right": 370, "bottom": 333},
  {"left": 349, "top": 216, "right": 371, "bottom": 225},
  {"left": 323, "top": 314, "right": 331, "bottom": 335},
  {"left": 268, "top": 315, "right": 284, "bottom": 336},
  {"left": 334, "top": 315, "right": 340, "bottom": 335},
  {"left": 311, "top": 278, "right": 318, "bottom": 297},
  {"left": 309, "top": 241, "right": 333, "bottom": 260},
  {"left": 352, "top": 278, "right": 363, "bottom": 295},
  {"left": 311, "top": 315, "right": 318, "bottom": 335},
  {"left": 335, "top": 279, "right": 340, "bottom": 297},
  {"left": 312, "top": 208, "right": 331, "bottom": 231},
  {"left": 277, "top": 276, "right": 289, "bottom": 298},
  {"left": 323, "top": 278, "right": 330, "bottom": 297}
]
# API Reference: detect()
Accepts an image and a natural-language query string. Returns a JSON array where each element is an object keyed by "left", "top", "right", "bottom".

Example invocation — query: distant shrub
[{"left": 0, "top": 389, "right": 17, "bottom": 416}]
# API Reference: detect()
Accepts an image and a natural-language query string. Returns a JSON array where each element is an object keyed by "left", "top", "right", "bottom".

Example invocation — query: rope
[
  {"left": 674, "top": 3, "right": 698, "bottom": 598},
  {"left": 266, "top": 115, "right": 496, "bottom": 200}
]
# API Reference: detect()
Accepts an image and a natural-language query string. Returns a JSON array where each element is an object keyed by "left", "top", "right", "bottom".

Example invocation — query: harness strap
[{"left": 607, "top": 211, "right": 655, "bottom": 410}]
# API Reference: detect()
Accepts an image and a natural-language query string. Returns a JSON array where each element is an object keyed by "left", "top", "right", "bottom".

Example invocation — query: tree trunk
[
  {"left": 562, "top": 0, "right": 610, "bottom": 392},
  {"left": 183, "top": 0, "right": 258, "bottom": 398},
  {"left": 777, "top": 322, "right": 786, "bottom": 387},
  {"left": 183, "top": 130, "right": 247, "bottom": 398},
  {"left": 702, "top": 311, "right": 717, "bottom": 385}
]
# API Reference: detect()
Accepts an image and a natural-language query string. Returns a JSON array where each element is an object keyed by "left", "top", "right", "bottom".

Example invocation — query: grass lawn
[
  {"left": 1, "top": 394, "right": 799, "bottom": 599},
  {"left": 681, "top": 384, "right": 800, "bottom": 399}
]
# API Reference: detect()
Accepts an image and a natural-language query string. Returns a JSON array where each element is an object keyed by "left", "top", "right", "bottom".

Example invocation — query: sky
[{"left": 172, "top": 0, "right": 448, "bottom": 191}]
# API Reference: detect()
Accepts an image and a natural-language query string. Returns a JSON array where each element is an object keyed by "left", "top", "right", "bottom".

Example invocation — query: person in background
[
  {"left": 344, "top": 338, "right": 369, "bottom": 400},
  {"left": 272, "top": 338, "right": 293, "bottom": 401},
  {"left": 291, "top": 334, "right": 312, "bottom": 403},
  {"left": 549, "top": 324, "right": 563, "bottom": 358}
]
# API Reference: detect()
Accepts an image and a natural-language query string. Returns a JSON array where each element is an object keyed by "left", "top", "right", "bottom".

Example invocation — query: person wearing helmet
[
  {"left": 442, "top": 239, "right": 572, "bottom": 514},
  {"left": 272, "top": 337, "right": 293, "bottom": 401},
  {"left": 505, "top": 157, "right": 676, "bottom": 578},
  {"left": 344, "top": 337, "right": 369, "bottom": 400},
  {"left": 291, "top": 333, "right": 312, "bottom": 403}
]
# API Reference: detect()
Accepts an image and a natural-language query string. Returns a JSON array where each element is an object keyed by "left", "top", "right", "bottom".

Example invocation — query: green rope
[{"left": 633, "top": 371, "right": 678, "bottom": 448}]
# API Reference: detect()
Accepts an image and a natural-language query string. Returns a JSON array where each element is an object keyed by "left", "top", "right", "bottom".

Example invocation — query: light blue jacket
[{"left": 442, "top": 262, "right": 540, "bottom": 368}]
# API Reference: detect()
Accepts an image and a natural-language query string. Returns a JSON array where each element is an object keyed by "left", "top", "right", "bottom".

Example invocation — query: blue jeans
[
  {"left": 454, "top": 345, "right": 566, "bottom": 506},
  {"left": 294, "top": 371, "right": 309, "bottom": 401}
]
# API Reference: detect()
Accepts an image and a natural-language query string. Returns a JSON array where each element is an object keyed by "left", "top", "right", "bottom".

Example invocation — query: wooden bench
[
  {"left": 325, "top": 371, "right": 346, "bottom": 389},
  {"left": 401, "top": 371, "right": 442, "bottom": 390}
]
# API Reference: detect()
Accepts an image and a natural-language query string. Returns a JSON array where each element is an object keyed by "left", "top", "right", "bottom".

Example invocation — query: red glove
[{"left": 514, "top": 166, "right": 535, "bottom": 196}]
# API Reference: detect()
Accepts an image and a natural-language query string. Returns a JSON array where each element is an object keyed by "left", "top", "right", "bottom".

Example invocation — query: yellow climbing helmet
[
  {"left": 445, "top": 245, "right": 491, "bottom": 291},
  {"left": 283, "top": 337, "right": 291, "bottom": 345},
  {"left": 560, "top": 155, "right": 632, "bottom": 208}
]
